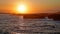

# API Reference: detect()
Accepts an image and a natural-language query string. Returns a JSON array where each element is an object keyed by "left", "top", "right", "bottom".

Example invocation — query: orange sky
[{"left": 0, "top": 0, "right": 60, "bottom": 14}]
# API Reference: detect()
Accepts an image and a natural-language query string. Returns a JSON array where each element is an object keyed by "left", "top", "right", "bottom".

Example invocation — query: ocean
[{"left": 0, "top": 14, "right": 60, "bottom": 34}]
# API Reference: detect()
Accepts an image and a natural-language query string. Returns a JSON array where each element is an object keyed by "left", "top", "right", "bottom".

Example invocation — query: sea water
[{"left": 0, "top": 14, "right": 60, "bottom": 34}]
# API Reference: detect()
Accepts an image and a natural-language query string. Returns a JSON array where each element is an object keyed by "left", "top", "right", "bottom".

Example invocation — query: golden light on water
[{"left": 16, "top": 4, "right": 27, "bottom": 14}]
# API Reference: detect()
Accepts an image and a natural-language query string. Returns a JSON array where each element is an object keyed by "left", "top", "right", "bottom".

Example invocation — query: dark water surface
[{"left": 0, "top": 14, "right": 60, "bottom": 34}]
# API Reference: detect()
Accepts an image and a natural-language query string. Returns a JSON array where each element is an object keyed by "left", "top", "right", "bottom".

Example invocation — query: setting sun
[{"left": 17, "top": 4, "right": 27, "bottom": 14}]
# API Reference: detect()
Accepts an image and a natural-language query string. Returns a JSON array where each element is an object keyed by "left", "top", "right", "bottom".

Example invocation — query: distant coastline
[{"left": 0, "top": 13, "right": 60, "bottom": 21}]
